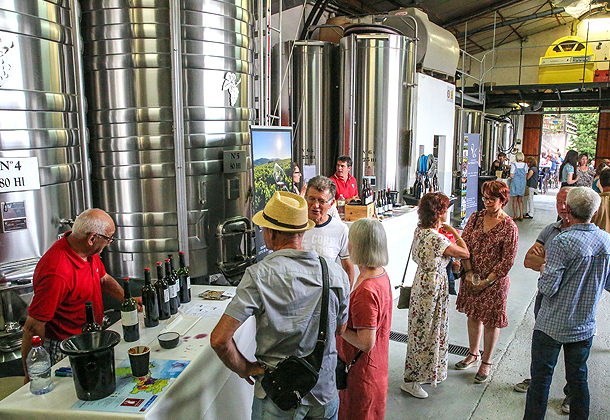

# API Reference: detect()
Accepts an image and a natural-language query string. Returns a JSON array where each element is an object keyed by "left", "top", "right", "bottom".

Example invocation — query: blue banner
[{"left": 464, "top": 133, "right": 480, "bottom": 222}]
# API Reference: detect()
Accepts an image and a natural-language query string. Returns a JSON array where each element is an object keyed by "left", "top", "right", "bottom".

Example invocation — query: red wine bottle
[
  {"left": 177, "top": 251, "right": 191, "bottom": 303},
  {"left": 82, "top": 301, "right": 102, "bottom": 333},
  {"left": 165, "top": 259, "right": 179, "bottom": 315},
  {"left": 167, "top": 254, "right": 180, "bottom": 308},
  {"left": 121, "top": 278, "right": 140, "bottom": 342},
  {"left": 142, "top": 268, "right": 159, "bottom": 328},
  {"left": 155, "top": 262, "right": 171, "bottom": 320}
]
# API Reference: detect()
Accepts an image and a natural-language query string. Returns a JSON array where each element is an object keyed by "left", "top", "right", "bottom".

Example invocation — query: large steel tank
[
  {"left": 81, "top": 0, "right": 255, "bottom": 280},
  {"left": 0, "top": 0, "right": 88, "bottom": 280},
  {"left": 275, "top": 41, "right": 340, "bottom": 181},
  {"left": 340, "top": 34, "right": 415, "bottom": 195}
]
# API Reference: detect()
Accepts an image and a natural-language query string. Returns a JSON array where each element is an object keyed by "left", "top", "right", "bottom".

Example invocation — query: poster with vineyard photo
[{"left": 251, "top": 126, "right": 293, "bottom": 259}]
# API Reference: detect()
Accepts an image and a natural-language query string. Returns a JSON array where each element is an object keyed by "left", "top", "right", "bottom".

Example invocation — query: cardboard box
[{"left": 345, "top": 203, "right": 375, "bottom": 221}]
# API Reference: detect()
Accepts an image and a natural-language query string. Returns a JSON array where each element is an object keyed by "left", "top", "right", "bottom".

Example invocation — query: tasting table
[
  {"left": 0, "top": 285, "right": 256, "bottom": 420},
  {"left": 343, "top": 206, "right": 420, "bottom": 297}
]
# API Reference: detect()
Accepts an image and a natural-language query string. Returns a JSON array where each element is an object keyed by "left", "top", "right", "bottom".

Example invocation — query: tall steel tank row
[
  {"left": 0, "top": 0, "right": 255, "bottom": 281},
  {"left": 281, "top": 33, "right": 415, "bottom": 195},
  {"left": 80, "top": 0, "right": 255, "bottom": 279},
  {"left": 0, "top": 0, "right": 88, "bottom": 280}
]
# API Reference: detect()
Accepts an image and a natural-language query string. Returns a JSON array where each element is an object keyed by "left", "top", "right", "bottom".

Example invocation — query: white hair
[
  {"left": 566, "top": 187, "right": 601, "bottom": 222},
  {"left": 72, "top": 209, "right": 112, "bottom": 239},
  {"left": 348, "top": 218, "right": 388, "bottom": 267}
]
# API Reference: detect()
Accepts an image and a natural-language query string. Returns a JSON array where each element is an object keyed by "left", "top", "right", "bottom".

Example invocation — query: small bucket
[{"left": 60, "top": 330, "right": 121, "bottom": 400}]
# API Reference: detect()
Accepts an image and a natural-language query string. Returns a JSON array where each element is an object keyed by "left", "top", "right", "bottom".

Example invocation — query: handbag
[
  {"left": 260, "top": 257, "right": 330, "bottom": 411},
  {"left": 396, "top": 239, "right": 414, "bottom": 309},
  {"left": 336, "top": 351, "right": 363, "bottom": 390}
]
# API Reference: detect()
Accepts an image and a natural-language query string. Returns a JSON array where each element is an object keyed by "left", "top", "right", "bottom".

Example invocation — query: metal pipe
[
  {"left": 443, "top": 0, "right": 526, "bottom": 29},
  {"left": 69, "top": 0, "right": 92, "bottom": 209},
  {"left": 169, "top": 0, "right": 189, "bottom": 260},
  {"left": 299, "top": 0, "right": 325, "bottom": 40},
  {"left": 455, "top": 7, "right": 565, "bottom": 39}
]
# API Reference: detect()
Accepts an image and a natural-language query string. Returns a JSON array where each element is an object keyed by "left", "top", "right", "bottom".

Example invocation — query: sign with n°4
[{"left": 0, "top": 157, "right": 41, "bottom": 192}]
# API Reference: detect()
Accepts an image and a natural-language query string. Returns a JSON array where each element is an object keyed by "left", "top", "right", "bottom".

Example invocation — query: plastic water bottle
[{"left": 27, "top": 336, "right": 54, "bottom": 395}]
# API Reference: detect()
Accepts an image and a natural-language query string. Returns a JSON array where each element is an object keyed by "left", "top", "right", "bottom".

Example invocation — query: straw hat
[{"left": 252, "top": 191, "right": 315, "bottom": 232}]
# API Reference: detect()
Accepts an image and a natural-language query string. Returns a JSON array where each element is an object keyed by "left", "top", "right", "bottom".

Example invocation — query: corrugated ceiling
[{"left": 322, "top": 0, "right": 576, "bottom": 54}]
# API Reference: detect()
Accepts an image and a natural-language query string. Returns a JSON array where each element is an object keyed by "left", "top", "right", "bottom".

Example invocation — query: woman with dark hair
[
  {"left": 574, "top": 152, "right": 595, "bottom": 188},
  {"left": 559, "top": 150, "right": 580, "bottom": 187},
  {"left": 524, "top": 156, "right": 539, "bottom": 219},
  {"left": 290, "top": 162, "right": 304, "bottom": 196},
  {"left": 455, "top": 180, "right": 518, "bottom": 384},
  {"left": 402, "top": 193, "right": 469, "bottom": 399},
  {"left": 592, "top": 160, "right": 610, "bottom": 193}
]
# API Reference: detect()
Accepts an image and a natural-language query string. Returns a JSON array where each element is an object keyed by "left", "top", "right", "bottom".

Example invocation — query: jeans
[
  {"left": 524, "top": 330, "right": 592, "bottom": 420},
  {"left": 252, "top": 396, "right": 339, "bottom": 420}
]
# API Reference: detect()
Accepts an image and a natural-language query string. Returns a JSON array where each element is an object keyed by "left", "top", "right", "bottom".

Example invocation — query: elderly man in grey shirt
[{"left": 211, "top": 191, "right": 351, "bottom": 420}]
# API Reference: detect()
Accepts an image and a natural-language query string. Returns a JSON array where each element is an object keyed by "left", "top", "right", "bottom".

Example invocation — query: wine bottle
[
  {"left": 155, "top": 262, "right": 171, "bottom": 320},
  {"left": 142, "top": 268, "right": 159, "bottom": 328},
  {"left": 177, "top": 251, "right": 191, "bottom": 303},
  {"left": 165, "top": 259, "right": 179, "bottom": 315},
  {"left": 121, "top": 278, "right": 140, "bottom": 342},
  {"left": 82, "top": 301, "right": 102, "bottom": 333},
  {"left": 167, "top": 254, "right": 180, "bottom": 308}
]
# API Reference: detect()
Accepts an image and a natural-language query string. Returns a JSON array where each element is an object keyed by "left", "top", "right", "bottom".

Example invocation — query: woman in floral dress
[
  {"left": 402, "top": 193, "right": 470, "bottom": 399},
  {"left": 455, "top": 180, "right": 518, "bottom": 384}
]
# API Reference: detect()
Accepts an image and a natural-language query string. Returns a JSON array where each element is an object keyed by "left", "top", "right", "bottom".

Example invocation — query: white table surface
[
  {"left": 344, "top": 207, "right": 420, "bottom": 297},
  {"left": 0, "top": 285, "right": 256, "bottom": 420}
]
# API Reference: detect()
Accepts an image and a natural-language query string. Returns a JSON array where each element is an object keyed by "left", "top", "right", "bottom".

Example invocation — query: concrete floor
[{"left": 386, "top": 188, "right": 610, "bottom": 419}]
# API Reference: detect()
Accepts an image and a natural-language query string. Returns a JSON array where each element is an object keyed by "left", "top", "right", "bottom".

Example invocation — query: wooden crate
[{"left": 344, "top": 203, "right": 375, "bottom": 221}]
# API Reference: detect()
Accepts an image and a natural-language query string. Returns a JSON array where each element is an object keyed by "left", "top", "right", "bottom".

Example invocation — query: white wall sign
[{"left": 0, "top": 157, "right": 41, "bottom": 192}]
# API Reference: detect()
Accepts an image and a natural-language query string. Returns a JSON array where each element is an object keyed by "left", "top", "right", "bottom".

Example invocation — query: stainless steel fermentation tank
[
  {"left": 274, "top": 41, "right": 340, "bottom": 179},
  {"left": 0, "top": 0, "right": 88, "bottom": 279},
  {"left": 340, "top": 34, "right": 415, "bottom": 195},
  {"left": 0, "top": 0, "right": 88, "bottom": 362},
  {"left": 81, "top": 0, "right": 255, "bottom": 281},
  {"left": 482, "top": 116, "right": 513, "bottom": 173}
]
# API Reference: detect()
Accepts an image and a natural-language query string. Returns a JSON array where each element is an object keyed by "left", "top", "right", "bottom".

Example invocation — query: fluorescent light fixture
[{"left": 519, "top": 102, "right": 530, "bottom": 107}]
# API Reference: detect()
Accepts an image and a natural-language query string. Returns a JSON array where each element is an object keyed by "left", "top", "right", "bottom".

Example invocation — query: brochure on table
[{"left": 70, "top": 359, "right": 189, "bottom": 413}]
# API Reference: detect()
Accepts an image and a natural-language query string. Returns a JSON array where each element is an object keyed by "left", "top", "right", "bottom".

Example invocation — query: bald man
[{"left": 21, "top": 209, "right": 129, "bottom": 380}]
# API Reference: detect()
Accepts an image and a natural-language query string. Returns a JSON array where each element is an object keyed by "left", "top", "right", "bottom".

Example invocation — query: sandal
[
  {"left": 455, "top": 352, "right": 480, "bottom": 370},
  {"left": 474, "top": 361, "right": 492, "bottom": 383}
]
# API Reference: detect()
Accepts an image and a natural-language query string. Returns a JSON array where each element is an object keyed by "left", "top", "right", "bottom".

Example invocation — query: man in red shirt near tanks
[
  {"left": 330, "top": 155, "right": 360, "bottom": 202},
  {"left": 20, "top": 208, "right": 141, "bottom": 382}
]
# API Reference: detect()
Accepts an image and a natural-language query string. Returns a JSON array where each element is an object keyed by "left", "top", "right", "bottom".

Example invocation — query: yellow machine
[{"left": 538, "top": 36, "right": 597, "bottom": 84}]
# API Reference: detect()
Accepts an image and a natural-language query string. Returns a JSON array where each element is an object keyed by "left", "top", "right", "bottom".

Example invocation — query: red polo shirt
[
  {"left": 28, "top": 232, "right": 106, "bottom": 340},
  {"left": 330, "top": 173, "right": 359, "bottom": 200}
]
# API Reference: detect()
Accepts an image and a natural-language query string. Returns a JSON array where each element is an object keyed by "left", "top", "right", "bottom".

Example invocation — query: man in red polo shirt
[
  {"left": 21, "top": 208, "right": 131, "bottom": 379},
  {"left": 330, "top": 155, "right": 359, "bottom": 201}
]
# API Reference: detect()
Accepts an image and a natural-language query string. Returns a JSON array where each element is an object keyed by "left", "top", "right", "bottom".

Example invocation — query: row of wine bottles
[{"left": 82, "top": 252, "right": 192, "bottom": 343}]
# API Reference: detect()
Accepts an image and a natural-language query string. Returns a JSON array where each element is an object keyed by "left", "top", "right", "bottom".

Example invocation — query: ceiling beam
[
  {"left": 442, "top": 0, "right": 526, "bottom": 29},
  {"left": 454, "top": 6, "right": 565, "bottom": 39}
]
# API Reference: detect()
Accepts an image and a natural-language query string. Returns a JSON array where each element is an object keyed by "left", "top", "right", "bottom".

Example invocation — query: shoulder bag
[
  {"left": 336, "top": 350, "right": 363, "bottom": 390},
  {"left": 260, "top": 257, "right": 330, "bottom": 411},
  {"left": 396, "top": 239, "right": 415, "bottom": 309}
]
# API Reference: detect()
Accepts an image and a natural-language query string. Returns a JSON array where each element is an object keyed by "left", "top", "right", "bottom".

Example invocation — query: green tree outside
[{"left": 569, "top": 111, "right": 599, "bottom": 160}]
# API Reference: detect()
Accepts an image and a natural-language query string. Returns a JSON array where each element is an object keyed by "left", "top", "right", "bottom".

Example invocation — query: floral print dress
[
  {"left": 456, "top": 210, "right": 518, "bottom": 328},
  {"left": 404, "top": 227, "right": 451, "bottom": 386}
]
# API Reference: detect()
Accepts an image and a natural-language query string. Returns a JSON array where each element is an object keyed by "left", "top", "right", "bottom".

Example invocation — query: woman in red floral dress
[{"left": 455, "top": 180, "right": 518, "bottom": 383}]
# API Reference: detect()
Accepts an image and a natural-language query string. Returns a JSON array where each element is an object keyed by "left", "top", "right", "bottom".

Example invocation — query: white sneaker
[{"left": 401, "top": 381, "right": 428, "bottom": 399}]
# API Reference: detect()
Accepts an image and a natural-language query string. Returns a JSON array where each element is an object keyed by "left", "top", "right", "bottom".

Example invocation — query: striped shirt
[{"left": 536, "top": 223, "right": 610, "bottom": 343}]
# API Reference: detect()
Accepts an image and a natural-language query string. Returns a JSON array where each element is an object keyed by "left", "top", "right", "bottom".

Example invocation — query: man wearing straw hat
[{"left": 211, "top": 191, "right": 350, "bottom": 419}]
